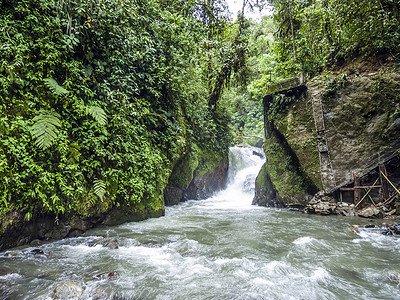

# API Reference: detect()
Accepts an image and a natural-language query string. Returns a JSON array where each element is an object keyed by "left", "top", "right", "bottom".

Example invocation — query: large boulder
[
  {"left": 164, "top": 145, "right": 228, "bottom": 204},
  {"left": 257, "top": 63, "right": 400, "bottom": 209},
  {"left": 184, "top": 161, "right": 228, "bottom": 200},
  {"left": 252, "top": 162, "right": 278, "bottom": 207},
  {"left": 52, "top": 282, "right": 83, "bottom": 299},
  {"left": 94, "top": 271, "right": 119, "bottom": 281},
  {"left": 164, "top": 186, "right": 185, "bottom": 206},
  {"left": 304, "top": 192, "right": 337, "bottom": 215},
  {"left": 357, "top": 206, "right": 382, "bottom": 218}
]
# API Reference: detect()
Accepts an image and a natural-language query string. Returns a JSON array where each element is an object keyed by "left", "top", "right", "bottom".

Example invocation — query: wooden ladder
[{"left": 311, "top": 92, "right": 337, "bottom": 191}]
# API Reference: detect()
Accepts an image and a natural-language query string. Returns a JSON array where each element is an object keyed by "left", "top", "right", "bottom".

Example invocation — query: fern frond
[
  {"left": 86, "top": 105, "right": 107, "bottom": 125},
  {"left": 30, "top": 110, "right": 61, "bottom": 149},
  {"left": 44, "top": 78, "right": 70, "bottom": 96},
  {"left": 68, "top": 142, "right": 81, "bottom": 164},
  {"left": 93, "top": 179, "right": 106, "bottom": 201}
]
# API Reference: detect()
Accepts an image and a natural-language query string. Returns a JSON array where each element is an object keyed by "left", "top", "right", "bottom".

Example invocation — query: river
[{"left": 1, "top": 146, "right": 400, "bottom": 299}]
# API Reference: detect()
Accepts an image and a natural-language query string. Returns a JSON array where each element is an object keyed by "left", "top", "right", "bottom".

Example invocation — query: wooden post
[
  {"left": 379, "top": 164, "right": 390, "bottom": 201},
  {"left": 353, "top": 172, "right": 361, "bottom": 205}
]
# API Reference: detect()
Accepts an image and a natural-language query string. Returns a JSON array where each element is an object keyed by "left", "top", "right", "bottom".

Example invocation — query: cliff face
[
  {"left": 164, "top": 144, "right": 228, "bottom": 206},
  {"left": 254, "top": 61, "right": 400, "bottom": 209},
  {"left": 0, "top": 145, "right": 228, "bottom": 250}
]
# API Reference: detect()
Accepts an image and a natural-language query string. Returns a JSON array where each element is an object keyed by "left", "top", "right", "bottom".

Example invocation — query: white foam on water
[
  {"left": 234, "top": 269, "right": 250, "bottom": 279},
  {"left": 310, "top": 267, "right": 330, "bottom": 282},
  {"left": 0, "top": 273, "right": 23, "bottom": 280},
  {"left": 214, "top": 257, "right": 243, "bottom": 265},
  {"left": 355, "top": 228, "right": 400, "bottom": 252},
  {"left": 198, "top": 146, "right": 265, "bottom": 211},
  {"left": 293, "top": 236, "right": 314, "bottom": 245},
  {"left": 252, "top": 277, "right": 274, "bottom": 286}
]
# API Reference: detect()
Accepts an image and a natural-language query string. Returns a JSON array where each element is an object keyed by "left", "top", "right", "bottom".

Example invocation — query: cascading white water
[
  {"left": 1, "top": 146, "right": 400, "bottom": 300},
  {"left": 205, "top": 146, "right": 265, "bottom": 210}
]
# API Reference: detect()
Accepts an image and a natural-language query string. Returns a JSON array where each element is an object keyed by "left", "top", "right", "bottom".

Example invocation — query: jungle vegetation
[{"left": 1, "top": 0, "right": 399, "bottom": 221}]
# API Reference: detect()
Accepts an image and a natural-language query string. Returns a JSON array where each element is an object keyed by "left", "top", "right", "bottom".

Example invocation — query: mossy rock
[
  {"left": 165, "top": 143, "right": 228, "bottom": 204},
  {"left": 253, "top": 162, "right": 278, "bottom": 207},
  {"left": 167, "top": 145, "right": 200, "bottom": 189}
]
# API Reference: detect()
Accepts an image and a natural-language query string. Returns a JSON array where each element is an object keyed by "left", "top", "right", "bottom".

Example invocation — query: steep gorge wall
[
  {"left": 254, "top": 62, "right": 400, "bottom": 208},
  {"left": 0, "top": 145, "right": 228, "bottom": 250},
  {"left": 164, "top": 144, "right": 228, "bottom": 206}
]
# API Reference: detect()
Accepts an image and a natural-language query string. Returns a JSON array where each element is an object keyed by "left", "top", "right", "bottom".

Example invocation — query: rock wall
[
  {"left": 255, "top": 61, "right": 400, "bottom": 210},
  {"left": 0, "top": 208, "right": 163, "bottom": 251},
  {"left": 164, "top": 144, "right": 228, "bottom": 205},
  {"left": 0, "top": 143, "right": 228, "bottom": 250}
]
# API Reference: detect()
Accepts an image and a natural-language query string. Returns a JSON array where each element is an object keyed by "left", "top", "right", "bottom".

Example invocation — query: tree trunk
[{"left": 288, "top": 1, "right": 297, "bottom": 63}]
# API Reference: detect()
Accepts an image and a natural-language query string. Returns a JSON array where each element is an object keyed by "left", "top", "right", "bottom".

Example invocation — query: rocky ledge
[
  {"left": 304, "top": 192, "right": 355, "bottom": 216},
  {"left": 305, "top": 192, "right": 399, "bottom": 219}
]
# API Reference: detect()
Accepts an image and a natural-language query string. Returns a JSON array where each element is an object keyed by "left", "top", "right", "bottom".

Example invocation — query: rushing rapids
[{"left": 1, "top": 146, "right": 400, "bottom": 299}]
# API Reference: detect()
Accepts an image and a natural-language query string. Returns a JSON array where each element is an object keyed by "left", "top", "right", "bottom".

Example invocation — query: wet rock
[
  {"left": 52, "top": 282, "right": 84, "bottom": 299},
  {"left": 388, "top": 272, "right": 400, "bottom": 284},
  {"left": 94, "top": 271, "right": 119, "bottom": 281},
  {"left": 164, "top": 186, "right": 184, "bottom": 206},
  {"left": 30, "top": 248, "right": 45, "bottom": 255},
  {"left": 315, "top": 202, "right": 335, "bottom": 215},
  {"left": 30, "top": 239, "right": 43, "bottom": 247},
  {"left": 336, "top": 205, "right": 356, "bottom": 217},
  {"left": 252, "top": 150, "right": 264, "bottom": 158},
  {"left": 304, "top": 192, "right": 337, "bottom": 215},
  {"left": 67, "top": 229, "right": 84, "bottom": 238},
  {"left": 103, "top": 239, "right": 119, "bottom": 249},
  {"left": 253, "top": 163, "right": 278, "bottom": 207},
  {"left": 364, "top": 224, "right": 376, "bottom": 228},
  {"left": 4, "top": 252, "right": 18, "bottom": 257},
  {"left": 184, "top": 160, "right": 228, "bottom": 200},
  {"left": 28, "top": 248, "right": 47, "bottom": 258},
  {"left": 381, "top": 230, "right": 393, "bottom": 236},
  {"left": 390, "top": 223, "right": 400, "bottom": 234},
  {"left": 357, "top": 206, "right": 382, "bottom": 218},
  {"left": 349, "top": 225, "right": 360, "bottom": 234},
  {"left": 381, "top": 223, "right": 400, "bottom": 235}
]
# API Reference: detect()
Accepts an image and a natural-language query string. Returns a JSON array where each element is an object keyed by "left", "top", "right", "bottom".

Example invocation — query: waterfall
[
  {"left": 227, "top": 145, "right": 265, "bottom": 193},
  {"left": 204, "top": 146, "right": 265, "bottom": 210},
  {"left": 2, "top": 146, "right": 398, "bottom": 300}
]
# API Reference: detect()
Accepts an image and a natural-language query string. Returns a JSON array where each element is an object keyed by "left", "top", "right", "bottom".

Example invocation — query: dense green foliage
[
  {"left": 271, "top": 0, "right": 400, "bottom": 77},
  {"left": 228, "top": 0, "right": 400, "bottom": 143},
  {"left": 0, "top": 0, "right": 246, "bottom": 220},
  {"left": 2, "top": 0, "right": 399, "bottom": 222},
  {"left": 224, "top": 17, "right": 274, "bottom": 144}
]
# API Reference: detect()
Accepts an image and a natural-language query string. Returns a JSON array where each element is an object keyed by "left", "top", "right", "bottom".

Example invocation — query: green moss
[
  {"left": 270, "top": 95, "right": 321, "bottom": 190},
  {"left": 196, "top": 147, "right": 227, "bottom": 177},
  {"left": 266, "top": 76, "right": 302, "bottom": 95},
  {"left": 168, "top": 146, "right": 199, "bottom": 189},
  {"left": 264, "top": 135, "right": 307, "bottom": 197},
  {"left": 167, "top": 143, "right": 227, "bottom": 190},
  {"left": 262, "top": 90, "right": 319, "bottom": 206},
  {"left": 255, "top": 162, "right": 269, "bottom": 191}
]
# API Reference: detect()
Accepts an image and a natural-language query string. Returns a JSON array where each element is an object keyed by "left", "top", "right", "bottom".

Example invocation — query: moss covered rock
[
  {"left": 252, "top": 162, "right": 277, "bottom": 206},
  {"left": 164, "top": 144, "right": 228, "bottom": 205},
  {"left": 255, "top": 62, "right": 400, "bottom": 209}
]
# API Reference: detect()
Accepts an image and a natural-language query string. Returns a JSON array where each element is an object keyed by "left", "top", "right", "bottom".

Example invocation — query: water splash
[
  {"left": 204, "top": 146, "right": 265, "bottom": 210},
  {"left": 0, "top": 146, "right": 400, "bottom": 300}
]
